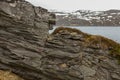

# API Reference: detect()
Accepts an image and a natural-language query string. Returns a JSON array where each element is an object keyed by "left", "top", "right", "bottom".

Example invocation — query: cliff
[
  {"left": 0, "top": 0, "right": 55, "bottom": 80},
  {"left": 0, "top": 0, "right": 120, "bottom": 80},
  {"left": 0, "top": 0, "right": 55, "bottom": 41},
  {"left": 45, "top": 27, "right": 120, "bottom": 80}
]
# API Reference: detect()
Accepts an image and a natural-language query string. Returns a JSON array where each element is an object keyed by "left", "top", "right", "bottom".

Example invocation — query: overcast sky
[{"left": 26, "top": 0, "right": 120, "bottom": 12}]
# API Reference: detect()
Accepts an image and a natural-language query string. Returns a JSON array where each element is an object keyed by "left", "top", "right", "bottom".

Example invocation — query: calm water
[{"left": 49, "top": 26, "right": 120, "bottom": 43}]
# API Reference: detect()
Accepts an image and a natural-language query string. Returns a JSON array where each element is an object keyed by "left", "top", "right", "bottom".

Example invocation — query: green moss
[
  {"left": 86, "top": 35, "right": 120, "bottom": 64},
  {"left": 109, "top": 43, "right": 120, "bottom": 64},
  {"left": 85, "top": 35, "right": 120, "bottom": 49},
  {"left": 110, "top": 44, "right": 120, "bottom": 56},
  {"left": 118, "top": 57, "right": 120, "bottom": 64}
]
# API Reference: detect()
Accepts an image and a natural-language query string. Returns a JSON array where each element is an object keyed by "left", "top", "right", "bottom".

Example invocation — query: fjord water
[{"left": 49, "top": 26, "right": 120, "bottom": 43}]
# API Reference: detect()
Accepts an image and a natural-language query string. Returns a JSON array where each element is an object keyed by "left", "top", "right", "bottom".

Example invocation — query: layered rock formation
[
  {"left": 0, "top": 0, "right": 120, "bottom": 80},
  {"left": 0, "top": 0, "right": 55, "bottom": 80},
  {"left": 0, "top": 0, "right": 55, "bottom": 41},
  {"left": 45, "top": 27, "right": 120, "bottom": 80}
]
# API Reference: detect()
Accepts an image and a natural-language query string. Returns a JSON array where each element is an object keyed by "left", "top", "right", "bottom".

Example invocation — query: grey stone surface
[{"left": 0, "top": 1, "right": 120, "bottom": 80}]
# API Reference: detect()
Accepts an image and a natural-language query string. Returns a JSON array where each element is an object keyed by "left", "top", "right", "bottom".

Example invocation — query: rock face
[
  {"left": 45, "top": 27, "right": 120, "bottom": 80},
  {"left": 0, "top": 0, "right": 55, "bottom": 41},
  {"left": 0, "top": 0, "right": 120, "bottom": 80},
  {"left": 0, "top": 0, "right": 55, "bottom": 80}
]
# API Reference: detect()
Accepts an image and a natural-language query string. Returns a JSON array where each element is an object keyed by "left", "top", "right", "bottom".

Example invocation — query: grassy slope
[{"left": 52, "top": 27, "right": 120, "bottom": 61}]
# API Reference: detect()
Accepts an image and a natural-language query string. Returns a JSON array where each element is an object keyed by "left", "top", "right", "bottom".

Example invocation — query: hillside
[{"left": 54, "top": 9, "right": 120, "bottom": 26}]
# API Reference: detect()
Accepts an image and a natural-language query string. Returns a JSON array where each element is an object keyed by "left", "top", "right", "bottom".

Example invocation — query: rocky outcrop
[
  {"left": 0, "top": 0, "right": 120, "bottom": 80},
  {"left": 0, "top": 0, "right": 55, "bottom": 80},
  {"left": 45, "top": 27, "right": 120, "bottom": 80},
  {"left": 0, "top": 0, "right": 55, "bottom": 41}
]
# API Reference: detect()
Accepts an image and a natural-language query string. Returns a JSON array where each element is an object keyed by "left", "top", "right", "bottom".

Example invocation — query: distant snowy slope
[{"left": 53, "top": 9, "right": 120, "bottom": 26}]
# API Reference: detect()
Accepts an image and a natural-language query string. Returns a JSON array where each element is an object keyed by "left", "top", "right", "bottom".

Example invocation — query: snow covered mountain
[{"left": 53, "top": 9, "right": 120, "bottom": 26}]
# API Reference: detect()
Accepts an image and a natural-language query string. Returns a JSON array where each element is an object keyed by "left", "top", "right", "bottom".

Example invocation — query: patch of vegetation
[
  {"left": 52, "top": 27, "right": 89, "bottom": 36},
  {"left": 86, "top": 35, "right": 120, "bottom": 62},
  {"left": 110, "top": 45, "right": 120, "bottom": 57},
  {"left": 85, "top": 35, "right": 119, "bottom": 49},
  {"left": 0, "top": 70, "right": 23, "bottom": 80}
]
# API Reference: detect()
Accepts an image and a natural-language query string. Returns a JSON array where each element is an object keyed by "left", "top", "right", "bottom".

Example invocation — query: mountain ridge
[{"left": 53, "top": 9, "right": 120, "bottom": 26}]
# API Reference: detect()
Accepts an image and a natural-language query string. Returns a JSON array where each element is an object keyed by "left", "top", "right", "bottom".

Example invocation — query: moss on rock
[{"left": 51, "top": 27, "right": 120, "bottom": 63}]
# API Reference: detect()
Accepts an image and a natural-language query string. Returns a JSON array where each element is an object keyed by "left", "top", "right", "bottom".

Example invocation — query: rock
[
  {"left": 45, "top": 27, "right": 120, "bottom": 80},
  {"left": 0, "top": 0, "right": 55, "bottom": 80},
  {"left": 0, "top": 0, "right": 55, "bottom": 41},
  {"left": 80, "top": 65, "right": 96, "bottom": 77},
  {"left": 111, "top": 73, "right": 120, "bottom": 80},
  {"left": 0, "top": 1, "right": 120, "bottom": 80},
  {"left": 84, "top": 77, "right": 96, "bottom": 80}
]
